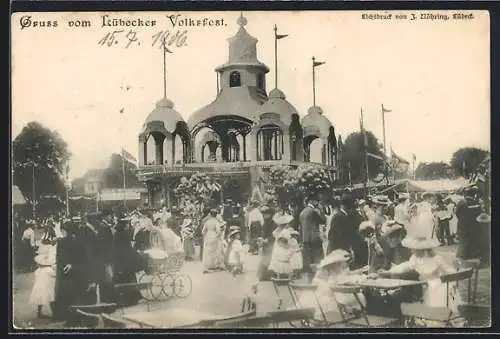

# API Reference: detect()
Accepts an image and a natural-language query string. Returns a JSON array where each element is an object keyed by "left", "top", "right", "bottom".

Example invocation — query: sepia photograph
[{"left": 11, "top": 10, "right": 491, "bottom": 330}]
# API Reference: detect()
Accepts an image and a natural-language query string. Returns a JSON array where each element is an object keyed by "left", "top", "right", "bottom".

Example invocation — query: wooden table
[
  {"left": 354, "top": 278, "right": 427, "bottom": 290},
  {"left": 122, "top": 308, "right": 221, "bottom": 328}
]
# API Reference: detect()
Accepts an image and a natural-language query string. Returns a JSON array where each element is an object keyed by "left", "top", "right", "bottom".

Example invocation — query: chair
[
  {"left": 330, "top": 285, "right": 400, "bottom": 328},
  {"left": 457, "top": 304, "right": 491, "bottom": 327},
  {"left": 213, "top": 315, "right": 274, "bottom": 328},
  {"left": 101, "top": 313, "right": 130, "bottom": 329},
  {"left": 454, "top": 259, "right": 480, "bottom": 304},
  {"left": 288, "top": 282, "right": 342, "bottom": 327},
  {"left": 75, "top": 309, "right": 103, "bottom": 329},
  {"left": 401, "top": 268, "right": 475, "bottom": 328},
  {"left": 440, "top": 268, "right": 474, "bottom": 306},
  {"left": 267, "top": 307, "right": 315, "bottom": 328},
  {"left": 270, "top": 277, "right": 294, "bottom": 309}
]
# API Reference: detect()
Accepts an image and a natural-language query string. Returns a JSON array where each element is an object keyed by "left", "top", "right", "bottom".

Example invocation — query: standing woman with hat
[
  {"left": 181, "top": 219, "right": 196, "bottom": 261},
  {"left": 201, "top": 208, "right": 225, "bottom": 273},
  {"left": 410, "top": 192, "right": 436, "bottom": 239}
]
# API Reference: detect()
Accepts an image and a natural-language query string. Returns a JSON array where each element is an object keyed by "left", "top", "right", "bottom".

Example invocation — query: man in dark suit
[
  {"left": 328, "top": 194, "right": 366, "bottom": 268},
  {"left": 299, "top": 195, "right": 326, "bottom": 281}
]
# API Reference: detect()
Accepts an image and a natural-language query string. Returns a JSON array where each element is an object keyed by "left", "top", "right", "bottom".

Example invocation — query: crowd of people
[{"left": 13, "top": 184, "right": 490, "bottom": 326}]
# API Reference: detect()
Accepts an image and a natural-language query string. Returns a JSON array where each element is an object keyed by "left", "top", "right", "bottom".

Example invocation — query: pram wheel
[
  {"left": 137, "top": 273, "right": 154, "bottom": 302},
  {"left": 162, "top": 274, "right": 176, "bottom": 297},
  {"left": 150, "top": 273, "right": 164, "bottom": 300},
  {"left": 174, "top": 274, "right": 192, "bottom": 298}
]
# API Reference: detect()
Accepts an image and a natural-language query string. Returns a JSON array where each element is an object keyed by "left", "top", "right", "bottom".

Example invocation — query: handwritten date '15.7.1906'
[{"left": 98, "top": 29, "right": 188, "bottom": 49}]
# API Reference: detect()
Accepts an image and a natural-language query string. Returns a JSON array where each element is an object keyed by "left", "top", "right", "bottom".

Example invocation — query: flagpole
[
  {"left": 361, "top": 108, "right": 369, "bottom": 195},
  {"left": 162, "top": 38, "right": 167, "bottom": 99},
  {"left": 122, "top": 150, "right": 127, "bottom": 208},
  {"left": 412, "top": 157, "right": 416, "bottom": 180},
  {"left": 312, "top": 57, "right": 316, "bottom": 107},
  {"left": 381, "top": 104, "right": 387, "bottom": 158},
  {"left": 274, "top": 25, "right": 278, "bottom": 89},
  {"left": 65, "top": 165, "right": 70, "bottom": 216}
]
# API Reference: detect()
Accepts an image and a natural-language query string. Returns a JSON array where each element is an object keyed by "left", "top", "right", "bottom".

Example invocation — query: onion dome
[
  {"left": 301, "top": 106, "right": 333, "bottom": 138},
  {"left": 259, "top": 88, "right": 299, "bottom": 126},
  {"left": 142, "top": 97, "right": 186, "bottom": 134}
]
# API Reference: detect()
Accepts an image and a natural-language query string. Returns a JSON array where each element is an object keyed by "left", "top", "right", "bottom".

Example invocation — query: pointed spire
[{"left": 237, "top": 12, "right": 248, "bottom": 28}]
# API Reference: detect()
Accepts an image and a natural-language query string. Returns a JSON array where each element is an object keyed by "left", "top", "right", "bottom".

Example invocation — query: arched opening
[
  {"left": 173, "top": 134, "right": 183, "bottom": 164},
  {"left": 171, "top": 121, "right": 191, "bottom": 164},
  {"left": 202, "top": 141, "right": 219, "bottom": 162},
  {"left": 145, "top": 132, "right": 166, "bottom": 165},
  {"left": 257, "top": 124, "right": 284, "bottom": 161},
  {"left": 229, "top": 71, "right": 241, "bottom": 87},
  {"left": 227, "top": 133, "right": 240, "bottom": 162},
  {"left": 304, "top": 135, "right": 323, "bottom": 163}
]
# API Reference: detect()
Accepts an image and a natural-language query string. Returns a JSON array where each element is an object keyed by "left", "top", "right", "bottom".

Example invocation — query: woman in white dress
[
  {"left": 379, "top": 236, "right": 461, "bottom": 325},
  {"left": 408, "top": 193, "right": 434, "bottom": 238},
  {"left": 30, "top": 253, "right": 56, "bottom": 318}
]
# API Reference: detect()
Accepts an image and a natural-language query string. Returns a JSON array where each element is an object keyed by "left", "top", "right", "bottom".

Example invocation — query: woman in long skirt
[{"left": 202, "top": 210, "right": 224, "bottom": 272}]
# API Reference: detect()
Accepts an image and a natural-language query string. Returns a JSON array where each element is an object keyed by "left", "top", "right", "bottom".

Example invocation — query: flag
[
  {"left": 122, "top": 149, "right": 137, "bottom": 163},
  {"left": 382, "top": 104, "right": 392, "bottom": 113},
  {"left": 313, "top": 60, "right": 326, "bottom": 67},
  {"left": 367, "top": 152, "right": 385, "bottom": 161},
  {"left": 276, "top": 33, "right": 288, "bottom": 40}
]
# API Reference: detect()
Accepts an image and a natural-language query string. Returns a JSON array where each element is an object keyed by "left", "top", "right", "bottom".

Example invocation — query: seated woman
[
  {"left": 299, "top": 249, "right": 367, "bottom": 322},
  {"left": 378, "top": 236, "right": 461, "bottom": 324}
]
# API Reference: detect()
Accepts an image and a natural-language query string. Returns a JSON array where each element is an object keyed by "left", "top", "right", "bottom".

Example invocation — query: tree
[
  {"left": 414, "top": 162, "right": 453, "bottom": 180},
  {"left": 450, "top": 147, "right": 489, "bottom": 178},
  {"left": 13, "top": 121, "right": 71, "bottom": 206},
  {"left": 341, "top": 131, "right": 385, "bottom": 184},
  {"left": 104, "top": 153, "right": 141, "bottom": 189}
]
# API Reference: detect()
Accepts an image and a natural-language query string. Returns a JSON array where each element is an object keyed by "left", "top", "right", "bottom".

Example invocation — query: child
[
  {"left": 30, "top": 253, "right": 56, "bottom": 319},
  {"left": 299, "top": 249, "right": 367, "bottom": 322},
  {"left": 227, "top": 228, "right": 248, "bottom": 276},
  {"left": 288, "top": 230, "right": 303, "bottom": 279},
  {"left": 268, "top": 229, "right": 297, "bottom": 279},
  {"left": 358, "top": 220, "right": 386, "bottom": 273}
]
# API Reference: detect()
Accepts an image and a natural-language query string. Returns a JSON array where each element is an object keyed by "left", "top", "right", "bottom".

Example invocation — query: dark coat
[
  {"left": 328, "top": 210, "right": 359, "bottom": 252},
  {"left": 456, "top": 198, "right": 481, "bottom": 259},
  {"left": 299, "top": 206, "right": 326, "bottom": 244}
]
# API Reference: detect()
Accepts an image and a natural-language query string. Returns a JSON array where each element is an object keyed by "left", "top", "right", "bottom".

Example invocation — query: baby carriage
[{"left": 137, "top": 228, "right": 192, "bottom": 300}]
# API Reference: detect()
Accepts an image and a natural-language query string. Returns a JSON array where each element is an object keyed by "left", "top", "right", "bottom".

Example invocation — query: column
[
  {"left": 138, "top": 136, "right": 145, "bottom": 166},
  {"left": 243, "top": 135, "right": 247, "bottom": 161},
  {"left": 171, "top": 136, "right": 176, "bottom": 164},
  {"left": 155, "top": 138, "right": 164, "bottom": 165}
]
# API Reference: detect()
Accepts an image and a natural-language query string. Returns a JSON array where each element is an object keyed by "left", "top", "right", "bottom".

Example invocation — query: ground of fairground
[{"left": 12, "top": 244, "right": 490, "bottom": 329}]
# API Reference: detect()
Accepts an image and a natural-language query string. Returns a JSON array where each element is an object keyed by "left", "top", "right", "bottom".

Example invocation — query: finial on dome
[{"left": 237, "top": 12, "right": 248, "bottom": 27}]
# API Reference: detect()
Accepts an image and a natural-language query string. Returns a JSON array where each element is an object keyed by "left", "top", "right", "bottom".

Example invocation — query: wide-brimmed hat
[
  {"left": 401, "top": 236, "right": 440, "bottom": 250},
  {"left": 228, "top": 229, "right": 240, "bottom": 238},
  {"left": 273, "top": 213, "right": 294, "bottom": 225},
  {"left": 317, "top": 249, "right": 351, "bottom": 269},
  {"left": 380, "top": 220, "right": 406, "bottom": 238},
  {"left": 372, "top": 195, "right": 391, "bottom": 206},
  {"left": 359, "top": 220, "right": 375, "bottom": 233},
  {"left": 34, "top": 253, "right": 55, "bottom": 267},
  {"left": 476, "top": 213, "right": 491, "bottom": 223}
]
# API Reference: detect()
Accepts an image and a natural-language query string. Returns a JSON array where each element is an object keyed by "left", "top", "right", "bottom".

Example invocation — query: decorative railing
[{"left": 136, "top": 160, "right": 336, "bottom": 179}]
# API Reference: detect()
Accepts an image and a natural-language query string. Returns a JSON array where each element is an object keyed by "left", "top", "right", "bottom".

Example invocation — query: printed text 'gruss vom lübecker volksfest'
[{"left": 18, "top": 13, "right": 227, "bottom": 30}]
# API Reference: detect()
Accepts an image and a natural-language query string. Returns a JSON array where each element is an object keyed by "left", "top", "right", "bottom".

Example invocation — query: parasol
[{"left": 12, "top": 185, "right": 26, "bottom": 205}]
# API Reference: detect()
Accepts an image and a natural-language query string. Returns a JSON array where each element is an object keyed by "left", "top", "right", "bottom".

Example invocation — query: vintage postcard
[{"left": 11, "top": 10, "right": 490, "bottom": 330}]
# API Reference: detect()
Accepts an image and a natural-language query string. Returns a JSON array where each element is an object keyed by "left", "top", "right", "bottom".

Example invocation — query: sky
[{"left": 12, "top": 11, "right": 490, "bottom": 180}]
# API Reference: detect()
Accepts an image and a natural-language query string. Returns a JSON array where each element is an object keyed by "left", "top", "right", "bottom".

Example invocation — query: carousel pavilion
[{"left": 137, "top": 14, "right": 339, "bottom": 208}]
